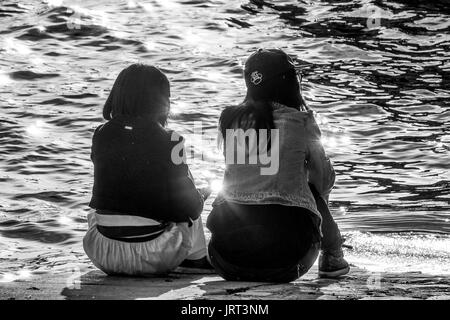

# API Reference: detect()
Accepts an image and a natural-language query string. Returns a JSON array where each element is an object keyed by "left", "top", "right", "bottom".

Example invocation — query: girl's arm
[
  {"left": 167, "top": 134, "right": 204, "bottom": 223},
  {"left": 304, "top": 111, "right": 335, "bottom": 201}
]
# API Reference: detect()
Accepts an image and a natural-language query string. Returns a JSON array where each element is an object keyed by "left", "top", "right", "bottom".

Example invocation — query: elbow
[
  {"left": 189, "top": 196, "right": 204, "bottom": 221},
  {"left": 310, "top": 170, "right": 335, "bottom": 198},
  {"left": 320, "top": 168, "right": 335, "bottom": 196},
  {"left": 179, "top": 191, "right": 204, "bottom": 222}
]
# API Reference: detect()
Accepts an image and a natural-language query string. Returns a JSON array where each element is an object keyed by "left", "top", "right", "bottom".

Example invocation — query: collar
[
  {"left": 271, "top": 101, "right": 288, "bottom": 110},
  {"left": 110, "top": 116, "right": 163, "bottom": 129},
  {"left": 271, "top": 101, "right": 308, "bottom": 112}
]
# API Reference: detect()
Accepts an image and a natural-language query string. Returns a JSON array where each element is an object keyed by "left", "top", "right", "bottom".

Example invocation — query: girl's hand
[{"left": 198, "top": 186, "right": 212, "bottom": 201}]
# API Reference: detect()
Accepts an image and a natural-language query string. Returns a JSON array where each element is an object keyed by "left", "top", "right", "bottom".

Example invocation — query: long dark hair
[
  {"left": 103, "top": 64, "right": 170, "bottom": 126},
  {"left": 219, "top": 61, "right": 307, "bottom": 147}
]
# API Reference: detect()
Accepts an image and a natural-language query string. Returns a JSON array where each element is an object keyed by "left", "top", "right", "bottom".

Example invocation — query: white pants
[{"left": 83, "top": 212, "right": 207, "bottom": 275}]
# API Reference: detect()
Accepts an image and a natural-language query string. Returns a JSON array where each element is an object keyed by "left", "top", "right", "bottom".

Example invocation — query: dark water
[{"left": 0, "top": 0, "right": 449, "bottom": 276}]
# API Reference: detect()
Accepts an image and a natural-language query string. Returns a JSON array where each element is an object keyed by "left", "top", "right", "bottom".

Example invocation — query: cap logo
[{"left": 250, "top": 71, "right": 263, "bottom": 85}]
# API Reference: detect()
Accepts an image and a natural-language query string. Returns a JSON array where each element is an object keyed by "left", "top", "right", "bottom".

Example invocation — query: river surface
[{"left": 0, "top": 0, "right": 449, "bottom": 279}]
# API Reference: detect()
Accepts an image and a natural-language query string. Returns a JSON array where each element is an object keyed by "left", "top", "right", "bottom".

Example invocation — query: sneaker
[{"left": 318, "top": 250, "right": 350, "bottom": 278}]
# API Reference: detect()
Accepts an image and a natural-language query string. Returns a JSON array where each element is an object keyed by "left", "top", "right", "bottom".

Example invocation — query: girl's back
[
  {"left": 215, "top": 102, "right": 328, "bottom": 220},
  {"left": 90, "top": 118, "right": 173, "bottom": 219},
  {"left": 84, "top": 64, "right": 210, "bottom": 276},
  {"left": 207, "top": 49, "right": 348, "bottom": 282}
]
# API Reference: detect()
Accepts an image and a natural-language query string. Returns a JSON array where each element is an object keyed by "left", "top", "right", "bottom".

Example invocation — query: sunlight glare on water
[
  {"left": 0, "top": 72, "right": 11, "bottom": 86},
  {"left": 3, "top": 37, "right": 32, "bottom": 55},
  {"left": 58, "top": 216, "right": 73, "bottom": 225},
  {"left": 25, "top": 120, "right": 47, "bottom": 138},
  {"left": 0, "top": 273, "right": 17, "bottom": 283},
  {"left": 0, "top": 0, "right": 449, "bottom": 275},
  {"left": 210, "top": 180, "right": 223, "bottom": 193}
]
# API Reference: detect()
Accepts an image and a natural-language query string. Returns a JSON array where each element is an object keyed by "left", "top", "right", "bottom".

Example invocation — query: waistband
[
  {"left": 94, "top": 210, "right": 168, "bottom": 243},
  {"left": 95, "top": 211, "right": 163, "bottom": 227}
]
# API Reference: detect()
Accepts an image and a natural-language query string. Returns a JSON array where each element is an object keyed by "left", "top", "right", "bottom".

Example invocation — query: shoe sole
[{"left": 318, "top": 266, "right": 350, "bottom": 278}]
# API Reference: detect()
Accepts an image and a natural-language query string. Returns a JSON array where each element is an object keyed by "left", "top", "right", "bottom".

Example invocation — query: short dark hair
[{"left": 103, "top": 64, "right": 170, "bottom": 125}]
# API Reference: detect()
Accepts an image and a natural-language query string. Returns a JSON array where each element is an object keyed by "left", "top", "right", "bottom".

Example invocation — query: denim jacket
[{"left": 213, "top": 103, "right": 335, "bottom": 221}]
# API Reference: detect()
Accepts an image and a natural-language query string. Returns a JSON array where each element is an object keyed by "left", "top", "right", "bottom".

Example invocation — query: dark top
[{"left": 89, "top": 117, "right": 203, "bottom": 224}]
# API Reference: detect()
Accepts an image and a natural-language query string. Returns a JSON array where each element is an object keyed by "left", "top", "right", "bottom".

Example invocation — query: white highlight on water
[
  {"left": 210, "top": 179, "right": 223, "bottom": 193},
  {"left": 45, "top": 0, "right": 64, "bottom": 7},
  {"left": 18, "top": 269, "right": 32, "bottom": 279},
  {"left": 0, "top": 273, "right": 16, "bottom": 283},
  {"left": 58, "top": 216, "right": 72, "bottom": 225},
  {"left": 3, "top": 37, "right": 32, "bottom": 55},
  {"left": 339, "top": 206, "right": 347, "bottom": 215},
  {"left": 0, "top": 72, "right": 11, "bottom": 86},
  {"left": 25, "top": 120, "right": 46, "bottom": 137}
]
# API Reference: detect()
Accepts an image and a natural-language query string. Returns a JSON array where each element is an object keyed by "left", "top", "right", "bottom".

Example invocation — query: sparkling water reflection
[{"left": 0, "top": 0, "right": 449, "bottom": 275}]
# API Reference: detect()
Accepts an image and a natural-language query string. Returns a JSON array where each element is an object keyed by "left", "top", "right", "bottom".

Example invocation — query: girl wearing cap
[
  {"left": 83, "top": 64, "right": 211, "bottom": 275},
  {"left": 207, "top": 49, "right": 349, "bottom": 282}
]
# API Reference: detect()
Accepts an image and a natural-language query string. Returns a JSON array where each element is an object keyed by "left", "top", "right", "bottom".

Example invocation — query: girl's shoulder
[
  {"left": 219, "top": 104, "right": 243, "bottom": 121},
  {"left": 92, "top": 122, "right": 106, "bottom": 138},
  {"left": 273, "top": 105, "right": 310, "bottom": 123},
  {"left": 274, "top": 108, "right": 321, "bottom": 138},
  {"left": 219, "top": 104, "right": 257, "bottom": 131}
]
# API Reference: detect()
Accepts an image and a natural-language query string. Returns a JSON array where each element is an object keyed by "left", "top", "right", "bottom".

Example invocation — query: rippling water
[{"left": 0, "top": 0, "right": 449, "bottom": 277}]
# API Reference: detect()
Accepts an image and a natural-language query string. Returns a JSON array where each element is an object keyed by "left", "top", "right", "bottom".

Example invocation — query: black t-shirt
[{"left": 89, "top": 117, "right": 203, "bottom": 223}]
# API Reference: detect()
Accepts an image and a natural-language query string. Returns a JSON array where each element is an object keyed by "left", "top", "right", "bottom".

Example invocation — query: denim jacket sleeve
[{"left": 304, "top": 113, "right": 336, "bottom": 200}]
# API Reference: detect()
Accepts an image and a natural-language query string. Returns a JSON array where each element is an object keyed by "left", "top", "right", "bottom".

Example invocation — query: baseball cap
[{"left": 244, "top": 48, "right": 296, "bottom": 88}]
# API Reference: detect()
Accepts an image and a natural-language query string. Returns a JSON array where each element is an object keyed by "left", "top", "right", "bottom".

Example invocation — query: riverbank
[{"left": 1, "top": 261, "right": 449, "bottom": 300}]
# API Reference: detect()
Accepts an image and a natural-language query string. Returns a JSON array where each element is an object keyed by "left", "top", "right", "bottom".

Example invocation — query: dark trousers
[
  {"left": 308, "top": 183, "right": 343, "bottom": 253},
  {"left": 208, "top": 239, "right": 320, "bottom": 283},
  {"left": 207, "top": 184, "right": 343, "bottom": 283}
]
